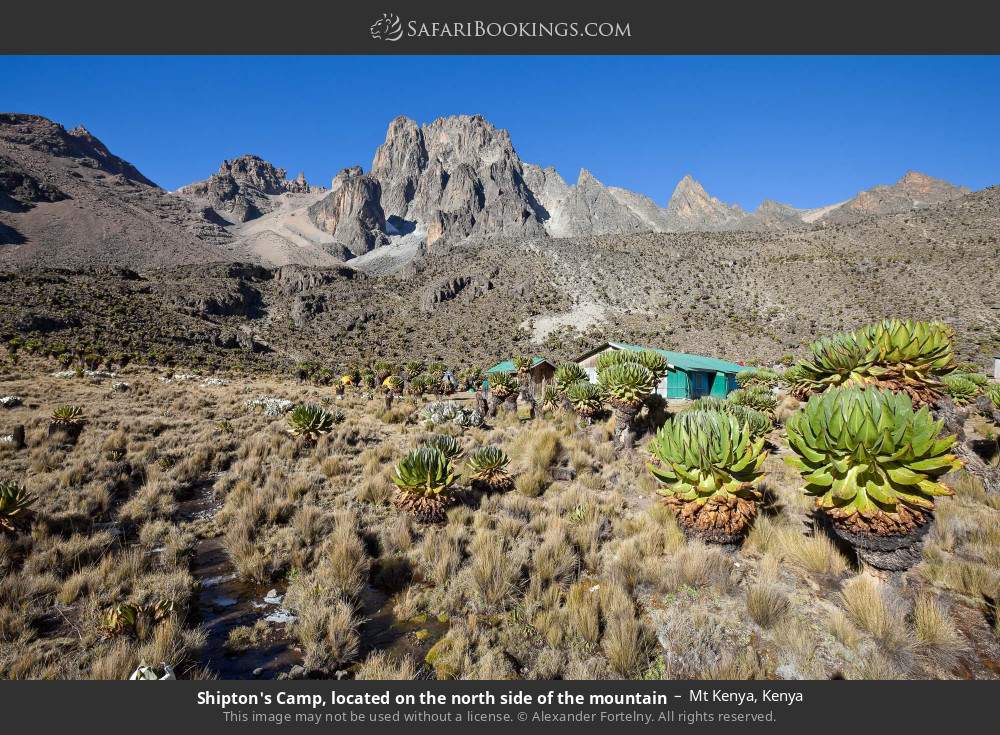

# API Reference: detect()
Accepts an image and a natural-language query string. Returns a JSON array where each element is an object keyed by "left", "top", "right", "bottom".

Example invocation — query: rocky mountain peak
[
  {"left": 0, "top": 112, "right": 232, "bottom": 267},
  {"left": 175, "top": 153, "right": 310, "bottom": 223},
  {"left": 215, "top": 154, "right": 307, "bottom": 196},
  {"left": 370, "top": 113, "right": 545, "bottom": 246},
  {"left": 820, "top": 169, "right": 970, "bottom": 224},
  {"left": 894, "top": 170, "right": 968, "bottom": 197},
  {"left": 672, "top": 174, "right": 707, "bottom": 198},
  {"left": 0, "top": 113, "right": 156, "bottom": 186},
  {"left": 665, "top": 174, "right": 745, "bottom": 231},
  {"left": 577, "top": 168, "right": 602, "bottom": 187}
]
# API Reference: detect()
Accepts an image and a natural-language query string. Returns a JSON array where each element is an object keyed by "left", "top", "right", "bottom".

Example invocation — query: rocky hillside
[
  {"left": 820, "top": 170, "right": 970, "bottom": 224},
  {"left": 174, "top": 154, "right": 311, "bottom": 224},
  {"left": 1, "top": 112, "right": 975, "bottom": 271},
  {"left": 198, "top": 115, "right": 973, "bottom": 263},
  {"left": 3, "top": 184, "right": 998, "bottom": 373},
  {"left": 0, "top": 113, "right": 236, "bottom": 269}
]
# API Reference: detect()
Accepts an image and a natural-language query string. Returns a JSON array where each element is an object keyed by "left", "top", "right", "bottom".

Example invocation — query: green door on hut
[
  {"left": 710, "top": 372, "right": 731, "bottom": 398},
  {"left": 666, "top": 370, "right": 688, "bottom": 399},
  {"left": 666, "top": 369, "right": 732, "bottom": 399}
]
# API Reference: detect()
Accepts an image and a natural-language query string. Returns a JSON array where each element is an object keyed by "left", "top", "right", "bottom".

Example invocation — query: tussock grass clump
[
  {"left": 419, "top": 525, "right": 465, "bottom": 588},
  {"left": 745, "top": 583, "right": 789, "bottom": 628},
  {"left": 746, "top": 515, "right": 848, "bottom": 576},
  {"left": 838, "top": 575, "right": 912, "bottom": 654},
  {"left": 355, "top": 650, "right": 419, "bottom": 680},
  {"left": 600, "top": 582, "right": 653, "bottom": 677},
  {"left": 913, "top": 595, "right": 967, "bottom": 672},
  {"left": 511, "top": 426, "right": 561, "bottom": 497},
  {"left": 466, "top": 530, "right": 524, "bottom": 610},
  {"left": 656, "top": 543, "right": 736, "bottom": 594},
  {"left": 565, "top": 580, "right": 601, "bottom": 646},
  {"left": 291, "top": 596, "right": 360, "bottom": 672}
]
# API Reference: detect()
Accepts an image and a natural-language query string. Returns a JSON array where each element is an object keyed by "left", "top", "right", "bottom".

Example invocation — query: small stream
[
  {"left": 179, "top": 481, "right": 301, "bottom": 679},
  {"left": 180, "top": 480, "right": 448, "bottom": 679},
  {"left": 357, "top": 585, "right": 450, "bottom": 668}
]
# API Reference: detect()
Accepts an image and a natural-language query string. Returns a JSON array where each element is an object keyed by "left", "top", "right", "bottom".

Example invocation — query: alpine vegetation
[
  {"left": 785, "top": 387, "right": 961, "bottom": 570},
  {"left": 391, "top": 446, "right": 459, "bottom": 523},
  {"left": 789, "top": 319, "right": 956, "bottom": 407},
  {"left": 647, "top": 409, "right": 767, "bottom": 544}
]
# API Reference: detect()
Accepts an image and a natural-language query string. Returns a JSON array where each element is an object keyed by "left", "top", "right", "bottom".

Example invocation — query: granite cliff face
[
  {"left": 307, "top": 166, "right": 387, "bottom": 257},
  {"left": 176, "top": 154, "right": 311, "bottom": 223},
  {"left": 371, "top": 114, "right": 546, "bottom": 246}
]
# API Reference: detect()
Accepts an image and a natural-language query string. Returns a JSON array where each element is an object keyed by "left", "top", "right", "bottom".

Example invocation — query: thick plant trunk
[
  {"left": 663, "top": 494, "right": 757, "bottom": 546},
  {"left": 48, "top": 423, "right": 82, "bottom": 445},
  {"left": 613, "top": 404, "right": 640, "bottom": 449},
  {"left": 935, "top": 397, "right": 999, "bottom": 494},
  {"left": 516, "top": 377, "right": 536, "bottom": 420},
  {"left": 384, "top": 393, "right": 395, "bottom": 411},
  {"left": 474, "top": 391, "right": 489, "bottom": 417},
  {"left": 516, "top": 395, "right": 536, "bottom": 421},
  {"left": 823, "top": 514, "right": 932, "bottom": 572}
]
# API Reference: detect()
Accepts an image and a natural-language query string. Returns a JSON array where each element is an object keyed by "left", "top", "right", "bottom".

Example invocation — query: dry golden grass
[
  {"left": 1, "top": 364, "right": 996, "bottom": 682},
  {"left": 838, "top": 575, "right": 912, "bottom": 656},
  {"left": 913, "top": 595, "right": 967, "bottom": 673},
  {"left": 746, "top": 514, "right": 849, "bottom": 576},
  {"left": 355, "top": 650, "right": 419, "bottom": 680},
  {"left": 746, "top": 583, "right": 789, "bottom": 628}
]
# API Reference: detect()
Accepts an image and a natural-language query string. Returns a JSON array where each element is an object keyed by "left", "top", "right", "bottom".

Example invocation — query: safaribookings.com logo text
[{"left": 370, "top": 13, "right": 631, "bottom": 42}]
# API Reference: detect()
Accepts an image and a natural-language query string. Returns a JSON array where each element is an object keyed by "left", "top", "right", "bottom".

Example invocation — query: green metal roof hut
[
  {"left": 484, "top": 357, "right": 556, "bottom": 390},
  {"left": 574, "top": 342, "right": 749, "bottom": 400}
]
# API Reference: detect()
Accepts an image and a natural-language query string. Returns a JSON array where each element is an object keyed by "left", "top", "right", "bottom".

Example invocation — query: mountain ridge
[{"left": 0, "top": 111, "right": 978, "bottom": 271}]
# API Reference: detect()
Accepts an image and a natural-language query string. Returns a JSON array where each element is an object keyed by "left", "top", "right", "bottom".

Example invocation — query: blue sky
[{"left": 1, "top": 56, "right": 998, "bottom": 209}]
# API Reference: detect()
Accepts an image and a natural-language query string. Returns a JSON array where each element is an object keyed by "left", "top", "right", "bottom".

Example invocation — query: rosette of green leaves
[
  {"left": 566, "top": 380, "right": 602, "bottom": 415},
  {"left": 784, "top": 387, "right": 959, "bottom": 519},
  {"left": 647, "top": 410, "right": 766, "bottom": 501},
  {"left": 0, "top": 480, "right": 36, "bottom": 534},
  {"left": 391, "top": 447, "right": 458, "bottom": 499},
  {"left": 633, "top": 350, "right": 669, "bottom": 382},
  {"left": 467, "top": 445, "right": 511, "bottom": 486},
  {"left": 489, "top": 371, "right": 518, "bottom": 400},
  {"left": 422, "top": 434, "right": 464, "bottom": 461},
  {"left": 50, "top": 405, "right": 85, "bottom": 426},
  {"left": 941, "top": 373, "right": 979, "bottom": 405},
  {"left": 287, "top": 404, "right": 339, "bottom": 441},
  {"left": 512, "top": 356, "right": 534, "bottom": 373},
  {"left": 792, "top": 320, "right": 956, "bottom": 402},
  {"left": 554, "top": 363, "right": 588, "bottom": 393},
  {"left": 728, "top": 386, "right": 777, "bottom": 414},
  {"left": 597, "top": 362, "right": 656, "bottom": 409}
]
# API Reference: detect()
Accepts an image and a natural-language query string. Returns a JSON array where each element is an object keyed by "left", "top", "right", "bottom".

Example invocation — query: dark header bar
[{"left": 4, "top": 0, "right": 1000, "bottom": 54}]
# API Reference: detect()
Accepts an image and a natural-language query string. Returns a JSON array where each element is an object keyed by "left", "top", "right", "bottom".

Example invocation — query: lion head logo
[{"left": 370, "top": 13, "right": 403, "bottom": 42}]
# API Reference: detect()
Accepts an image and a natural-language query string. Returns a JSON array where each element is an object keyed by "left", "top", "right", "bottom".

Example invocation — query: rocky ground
[
  {"left": 0, "top": 360, "right": 998, "bottom": 680},
  {"left": 2, "top": 182, "right": 998, "bottom": 374}
]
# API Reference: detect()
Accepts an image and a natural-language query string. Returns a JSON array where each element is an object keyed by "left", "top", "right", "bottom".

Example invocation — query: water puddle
[
  {"left": 178, "top": 479, "right": 450, "bottom": 679},
  {"left": 179, "top": 482, "right": 301, "bottom": 679},
  {"left": 357, "top": 585, "right": 450, "bottom": 672}
]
